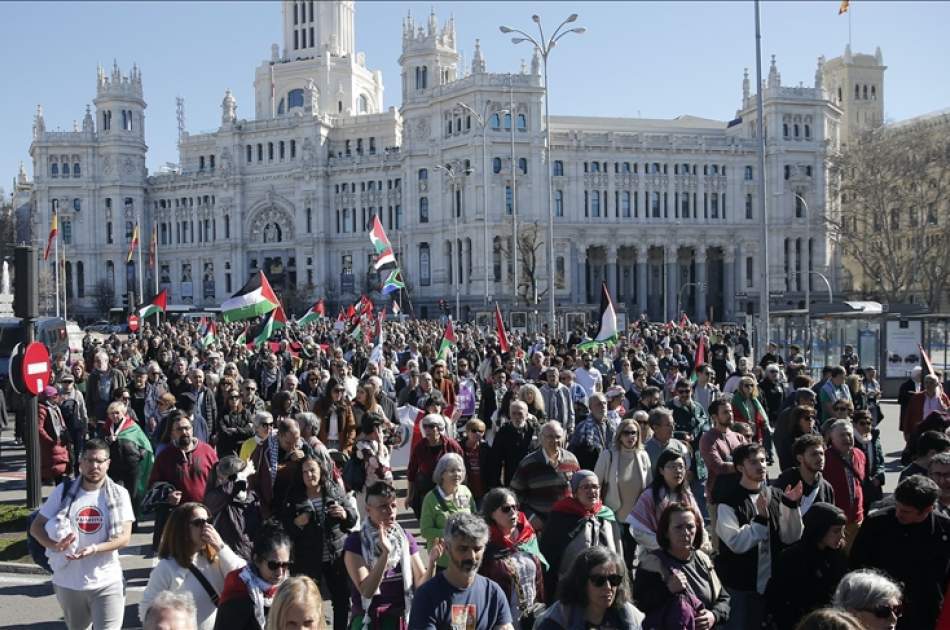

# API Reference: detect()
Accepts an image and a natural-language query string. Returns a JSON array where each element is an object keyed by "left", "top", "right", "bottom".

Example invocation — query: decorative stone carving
[
  {"left": 248, "top": 204, "right": 294, "bottom": 244},
  {"left": 102, "top": 156, "right": 112, "bottom": 176}
]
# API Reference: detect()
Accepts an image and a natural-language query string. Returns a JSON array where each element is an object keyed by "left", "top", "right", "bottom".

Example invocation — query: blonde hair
[
  {"left": 518, "top": 383, "right": 546, "bottom": 417},
  {"left": 613, "top": 418, "right": 642, "bottom": 450},
  {"left": 266, "top": 576, "right": 324, "bottom": 630},
  {"left": 106, "top": 401, "right": 127, "bottom": 417}
]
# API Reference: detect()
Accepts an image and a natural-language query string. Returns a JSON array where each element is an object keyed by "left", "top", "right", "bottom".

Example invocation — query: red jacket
[
  {"left": 38, "top": 403, "right": 70, "bottom": 482},
  {"left": 406, "top": 436, "right": 462, "bottom": 483},
  {"left": 823, "top": 446, "right": 867, "bottom": 523}
]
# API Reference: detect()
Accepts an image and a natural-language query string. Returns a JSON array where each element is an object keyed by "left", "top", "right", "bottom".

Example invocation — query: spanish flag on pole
[
  {"left": 44, "top": 211, "right": 58, "bottom": 261},
  {"left": 148, "top": 225, "right": 157, "bottom": 267},
  {"left": 127, "top": 223, "right": 139, "bottom": 263},
  {"left": 838, "top": 0, "right": 850, "bottom": 14}
]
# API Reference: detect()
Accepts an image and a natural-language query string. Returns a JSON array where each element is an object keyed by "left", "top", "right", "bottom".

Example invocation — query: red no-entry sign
[
  {"left": 21, "top": 342, "right": 51, "bottom": 396},
  {"left": 128, "top": 314, "right": 140, "bottom": 333}
]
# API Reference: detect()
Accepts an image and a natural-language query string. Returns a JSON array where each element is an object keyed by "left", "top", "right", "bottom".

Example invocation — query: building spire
[
  {"left": 471, "top": 38, "right": 486, "bottom": 74},
  {"left": 742, "top": 67, "right": 750, "bottom": 102},
  {"left": 767, "top": 54, "right": 780, "bottom": 88}
]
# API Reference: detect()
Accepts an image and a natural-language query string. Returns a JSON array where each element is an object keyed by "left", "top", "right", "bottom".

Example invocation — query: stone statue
[{"left": 307, "top": 79, "right": 319, "bottom": 113}]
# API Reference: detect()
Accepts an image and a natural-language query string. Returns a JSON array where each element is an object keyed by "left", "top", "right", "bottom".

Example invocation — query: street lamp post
[
  {"left": 457, "top": 102, "right": 509, "bottom": 308},
  {"left": 500, "top": 14, "right": 586, "bottom": 337},
  {"left": 434, "top": 164, "right": 471, "bottom": 322},
  {"left": 677, "top": 282, "right": 707, "bottom": 321}
]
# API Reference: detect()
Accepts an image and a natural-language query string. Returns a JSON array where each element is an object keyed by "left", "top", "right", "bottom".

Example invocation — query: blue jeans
[{"left": 723, "top": 588, "right": 765, "bottom": 630}]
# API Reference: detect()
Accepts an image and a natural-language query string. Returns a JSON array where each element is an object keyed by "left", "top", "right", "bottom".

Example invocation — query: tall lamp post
[
  {"left": 500, "top": 14, "right": 585, "bottom": 336},
  {"left": 434, "top": 164, "right": 471, "bottom": 321},
  {"left": 457, "top": 102, "right": 509, "bottom": 307}
]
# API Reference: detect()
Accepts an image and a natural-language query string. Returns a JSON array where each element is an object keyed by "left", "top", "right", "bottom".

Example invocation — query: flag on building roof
[
  {"left": 369, "top": 215, "right": 397, "bottom": 270},
  {"left": 127, "top": 223, "right": 140, "bottom": 263},
  {"left": 578, "top": 282, "right": 618, "bottom": 351},
  {"left": 253, "top": 305, "right": 287, "bottom": 349},
  {"left": 296, "top": 298, "right": 326, "bottom": 327},
  {"left": 691, "top": 336, "right": 707, "bottom": 383},
  {"left": 222, "top": 271, "right": 279, "bottom": 322},
  {"left": 437, "top": 319, "right": 457, "bottom": 360},
  {"left": 136, "top": 289, "right": 167, "bottom": 320},
  {"left": 197, "top": 317, "right": 216, "bottom": 348},
  {"left": 44, "top": 211, "right": 58, "bottom": 261},
  {"left": 838, "top": 0, "right": 850, "bottom": 14},
  {"left": 495, "top": 304, "right": 510, "bottom": 354},
  {"left": 381, "top": 268, "right": 406, "bottom": 295}
]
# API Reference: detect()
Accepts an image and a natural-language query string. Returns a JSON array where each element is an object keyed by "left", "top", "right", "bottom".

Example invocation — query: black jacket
[
  {"left": 633, "top": 549, "right": 731, "bottom": 627},
  {"left": 850, "top": 506, "right": 950, "bottom": 630},
  {"left": 765, "top": 541, "right": 847, "bottom": 630},
  {"left": 216, "top": 409, "right": 254, "bottom": 457},
  {"left": 490, "top": 420, "right": 539, "bottom": 487},
  {"left": 773, "top": 468, "right": 835, "bottom": 509},
  {"left": 279, "top": 483, "right": 357, "bottom": 583}
]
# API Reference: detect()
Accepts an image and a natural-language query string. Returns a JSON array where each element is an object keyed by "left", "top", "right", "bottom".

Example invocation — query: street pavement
[{"left": 0, "top": 401, "right": 911, "bottom": 628}]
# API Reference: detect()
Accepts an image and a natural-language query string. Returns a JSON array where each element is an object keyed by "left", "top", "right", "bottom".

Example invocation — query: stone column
[
  {"left": 570, "top": 242, "right": 582, "bottom": 305},
  {"left": 606, "top": 244, "right": 618, "bottom": 299},
  {"left": 665, "top": 244, "right": 678, "bottom": 322},
  {"left": 695, "top": 247, "right": 708, "bottom": 323},
  {"left": 637, "top": 247, "right": 648, "bottom": 318},
  {"left": 723, "top": 244, "right": 736, "bottom": 322}
]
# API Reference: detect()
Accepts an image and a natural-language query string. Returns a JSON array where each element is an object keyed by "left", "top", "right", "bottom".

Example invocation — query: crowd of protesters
[{"left": 24, "top": 312, "right": 950, "bottom": 629}]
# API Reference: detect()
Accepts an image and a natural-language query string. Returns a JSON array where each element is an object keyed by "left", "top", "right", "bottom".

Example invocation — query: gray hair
[
  {"left": 433, "top": 452, "right": 466, "bottom": 485},
  {"left": 295, "top": 412, "right": 321, "bottom": 437},
  {"left": 832, "top": 569, "right": 902, "bottom": 612},
  {"left": 144, "top": 590, "right": 198, "bottom": 630},
  {"left": 825, "top": 418, "right": 853, "bottom": 439},
  {"left": 421, "top": 413, "right": 446, "bottom": 430},
  {"left": 252, "top": 410, "right": 274, "bottom": 429},
  {"left": 443, "top": 512, "right": 489, "bottom": 546},
  {"left": 930, "top": 451, "right": 950, "bottom": 470},
  {"left": 540, "top": 420, "right": 564, "bottom": 438},
  {"left": 648, "top": 406, "right": 674, "bottom": 428}
]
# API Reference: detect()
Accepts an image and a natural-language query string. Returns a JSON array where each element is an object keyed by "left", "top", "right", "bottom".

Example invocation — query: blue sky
[{"left": 2, "top": 0, "right": 948, "bottom": 193}]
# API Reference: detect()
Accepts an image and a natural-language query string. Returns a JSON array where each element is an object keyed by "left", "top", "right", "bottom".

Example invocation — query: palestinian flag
[
  {"left": 381, "top": 268, "right": 406, "bottom": 295},
  {"left": 197, "top": 317, "right": 216, "bottom": 348},
  {"left": 297, "top": 298, "right": 326, "bottom": 327},
  {"left": 369, "top": 215, "right": 397, "bottom": 270},
  {"left": 495, "top": 303, "right": 510, "bottom": 354},
  {"left": 691, "top": 336, "right": 707, "bottom": 383},
  {"left": 437, "top": 320, "right": 457, "bottom": 360},
  {"left": 369, "top": 307, "right": 387, "bottom": 366},
  {"left": 235, "top": 323, "right": 250, "bottom": 346},
  {"left": 112, "top": 416, "right": 154, "bottom": 513},
  {"left": 679, "top": 313, "right": 692, "bottom": 328},
  {"left": 136, "top": 289, "right": 167, "bottom": 320},
  {"left": 577, "top": 282, "right": 618, "bottom": 351},
  {"left": 222, "top": 271, "right": 279, "bottom": 322},
  {"left": 254, "top": 305, "right": 287, "bottom": 349}
]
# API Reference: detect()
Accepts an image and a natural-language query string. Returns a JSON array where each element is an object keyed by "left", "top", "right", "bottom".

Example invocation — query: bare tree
[
  {"left": 828, "top": 115, "right": 950, "bottom": 309},
  {"left": 93, "top": 279, "right": 115, "bottom": 314},
  {"left": 500, "top": 221, "right": 548, "bottom": 305}
]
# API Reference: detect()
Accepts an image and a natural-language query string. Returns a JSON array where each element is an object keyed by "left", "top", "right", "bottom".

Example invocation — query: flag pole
[
  {"left": 136, "top": 223, "right": 144, "bottom": 310},
  {"left": 153, "top": 226, "right": 160, "bottom": 327},
  {"left": 54, "top": 228, "right": 60, "bottom": 318},
  {"left": 61, "top": 241, "right": 67, "bottom": 322}
]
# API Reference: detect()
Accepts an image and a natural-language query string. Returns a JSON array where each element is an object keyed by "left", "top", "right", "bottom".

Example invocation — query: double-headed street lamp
[
  {"left": 456, "top": 102, "right": 509, "bottom": 307},
  {"left": 434, "top": 163, "right": 472, "bottom": 322},
  {"left": 500, "top": 14, "right": 585, "bottom": 336}
]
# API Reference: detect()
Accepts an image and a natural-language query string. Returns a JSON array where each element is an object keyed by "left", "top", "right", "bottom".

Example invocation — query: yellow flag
[
  {"left": 127, "top": 223, "right": 140, "bottom": 263},
  {"left": 839, "top": 0, "right": 850, "bottom": 14}
]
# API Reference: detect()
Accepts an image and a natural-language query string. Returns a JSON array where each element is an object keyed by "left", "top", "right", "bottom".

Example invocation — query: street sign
[
  {"left": 21, "top": 342, "right": 51, "bottom": 396},
  {"left": 128, "top": 314, "right": 140, "bottom": 333}
]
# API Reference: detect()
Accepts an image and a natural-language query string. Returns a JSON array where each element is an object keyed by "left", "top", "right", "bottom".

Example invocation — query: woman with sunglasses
[
  {"left": 832, "top": 569, "right": 903, "bottom": 630},
  {"left": 461, "top": 418, "right": 491, "bottom": 504},
  {"left": 215, "top": 521, "right": 293, "bottom": 630},
  {"left": 241, "top": 410, "right": 276, "bottom": 463},
  {"left": 731, "top": 376, "right": 771, "bottom": 451},
  {"left": 633, "top": 502, "right": 729, "bottom": 629},
  {"left": 406, "top": 413, "right": 462, "bottom": 520},
  {"left": 594, "top": 417, "right": 653, "bottom": 570},
  {"left": 539, "top": 470, "right": 624, "bottom": 600},
  {"left": 279, "top": 456, "right": 356, "bottom": 630},
  {"left": 141, "top": 502, "right": 247, "bottom": 630},
  {"left": 479, "top": 488, "right": 547, "bottom": 629},
  {"left": 535, "top": 546, "right": 643, "bottom": 630},
  {"left": 217, "top": 389, "right": 254, "bottom": 458},
  {"left": 313, "top": 378, "right": 357, "bottom": 455},
  {"left": 628, "top": 449, "right": 706, "bottom": 554}
]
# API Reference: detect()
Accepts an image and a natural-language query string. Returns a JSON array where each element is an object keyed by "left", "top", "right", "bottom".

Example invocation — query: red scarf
[
  {"left": 488, "top": 511, "right": 537, "bottom": 550},
  {"left": 552, "top": 495, "right": 604, "bottom": 519}
]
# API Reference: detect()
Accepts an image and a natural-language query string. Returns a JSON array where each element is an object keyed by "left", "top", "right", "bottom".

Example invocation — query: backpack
[
  {"left": 27, "top": 477, "right": 74, "bottom": 573},
  {"left": 342, "top": 455, "right": 366, "bottom": 493},
  {"left": 59, "top": 398, "right": 81, "bottom": 432}
]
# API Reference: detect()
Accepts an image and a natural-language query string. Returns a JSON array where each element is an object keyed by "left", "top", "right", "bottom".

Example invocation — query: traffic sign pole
[{"left": 14, "top": 246, "right": 42, "bottom": 509}]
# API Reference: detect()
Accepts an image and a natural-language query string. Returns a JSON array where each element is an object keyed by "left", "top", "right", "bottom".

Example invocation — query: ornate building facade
[{"left": 26, "top": 1, "right": 870, "bottom": 323}]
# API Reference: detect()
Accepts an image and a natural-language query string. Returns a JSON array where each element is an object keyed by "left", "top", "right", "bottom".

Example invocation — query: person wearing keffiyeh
[{"left": 215, "top": 522, "right": 292, "bottom": 630}]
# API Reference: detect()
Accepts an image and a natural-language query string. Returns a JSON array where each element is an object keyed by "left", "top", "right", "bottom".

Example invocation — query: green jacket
[{"left": 419, "top": 485, "right": 476, "bottom": 567}]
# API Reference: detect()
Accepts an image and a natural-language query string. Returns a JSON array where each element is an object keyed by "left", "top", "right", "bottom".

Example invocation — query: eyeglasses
[
  {"left": 864, "top": 604, "right": 902, "bottom": 619},
  {"left": 266, "top": 560, "right": 293, "bottom": 571},
  {"left": 190, "top": 518, "right": 210, "bottom": 528},
  {"left": 589, "top": 574, "right": 623, "bottom": 588},
  {"left": 260, "top": 422, "right": 274, "bottom": 427},
  {"left": 498, "top": 504, "right": 518, "bottom": 514}
]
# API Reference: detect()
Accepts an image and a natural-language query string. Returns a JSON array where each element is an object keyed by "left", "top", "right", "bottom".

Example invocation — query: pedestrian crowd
[{"left": 25, "top": 315, "right": 950, "bottom": 630}]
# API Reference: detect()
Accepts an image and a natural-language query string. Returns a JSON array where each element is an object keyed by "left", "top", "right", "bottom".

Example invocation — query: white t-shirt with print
[{"left": 38, "top": 481, "right": 134, "bottom": 590}]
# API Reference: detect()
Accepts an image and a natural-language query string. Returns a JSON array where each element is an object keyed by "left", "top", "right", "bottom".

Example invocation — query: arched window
[
  {"left": 744, "top": 165, "right": 753, "bottom": 180},
  {"left": 419, "top": 243, "right": 431, "bottom": 286},
  {"left": 73, "top": 163, "right": 81, "bottom": 177},
  {"left": 555, "top": 256, "right": 566, "bottom": 289},
  {"left": 358, "top": 94, "right": 369, "bottom": 113},
  {"left": 73, "top": 198, "right": 81, "bottom": 212},
  {"left": 870, "top": 85, "right": 876, "bottom": 99},
  {"left": 419, "top": 197, "right": 429, "bottom": 223},
  {"left": 277, "top": 99, "right": 285, "bottom": 115},
  {"left": 51, "top": 163, "right": 59, "bottom": 177},
  {"left": 503, "top": 113, "right": 512, "bottom": 130},
  {"left": 793, "top": 124, "right": 800, "bottom": 137},
  {"left": 555, "top": 190, "right": 564, "bottom": 217},
  {"left": 76, "top": 261, "right": 84, "bottom": 298},
  {"left": 518, "top": 158, "right": 527, "bottom": 175},
  {"left": 591, "top": 162, "right": 600, "bottom": 173},
  {"left": 492, "top": 158, "right": 502, "bottom": 174},
  {"left": 288, "top": 89, "right": 305, "bottom": 109},
  {"left": 795, "top": 193, "right": 805, "bottom": 218},
  {"left": 783, "top": 123, "right": 789, "bottom": 138},
  {"left": 418, "top": 168, "right": 428, "bottom": 181},
  {"left": 591, "top": 191, "right": 601, "bottom": 217},
  {"left": 855, "top": 84, "right": 860, "bottom": 100},
  {"left": 455, "top": 118, "right": 461, "bottom": 133},
  {"left": 553, "top": 160, "right": 564, "bottom": 176},
  {"left": 804, "top": 124, "right": 811, "bottom": 139},
  {"left": 516, "top": 114, "right": 527, "bottom": 131},
  {"left": 493, "top": 237, "right": 502, "bottom": 282},
  {"left": 490, "top": 113, "right": 501, "bottom": 129},
  {"left": 863, "top": 84, "right": 868, "bottom": 99}
]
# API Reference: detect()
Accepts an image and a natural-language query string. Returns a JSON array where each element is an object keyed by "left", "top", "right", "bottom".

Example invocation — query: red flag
[
  {"left": 918, "top": 344, "right": 936, "bottom": 378},
  {"left": 44, "top": 212, "right": 58, "bottom": 261},
  {"left": 694, "top": 337, "right": 706, "bottom": 371},
  {"left": 315, "top": 298, "right": 325, "bottom": 317},
  {"left": 148, "top": 226, "right": 157, "bottom": 267},
  {"left": 495, "top": 304, "right": 510, "bottom": 354}
]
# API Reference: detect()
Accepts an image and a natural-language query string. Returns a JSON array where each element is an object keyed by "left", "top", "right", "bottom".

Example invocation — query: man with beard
[
  {"left": 86, "top": 351, "right": 127, "bottom": 438},
  {"left": 146, "top": 412, "right": 219, "bottom": 551},
  {"left": 773, "top": 434, "right": 835, "bottom": 515},
  {"left": 30, "top": 439, "right": 134, "bottom": 630},
  {"left": 240, "top": 379, "right": 267, "bottom": 414},
  {"left": 165, "top": 357, "right": 190, "bottom": 399},
  {"left": 568, "top": 393, "right": 615, "bottom": 471},
  {"left": 540, "top": 366, "right": 574, "bottom": 431},
  {"left": 127, "top": 367, "right": 149, "bottom": 426},
  {"left": 573, "top": 354, "right": 603, "bottom": 398},
  {"left": 409, "top": 512, "right": 513, "bottom": 630}
]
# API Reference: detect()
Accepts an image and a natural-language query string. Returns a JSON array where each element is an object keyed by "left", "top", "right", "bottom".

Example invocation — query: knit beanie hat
[{"left": 570, "top": 470, "right": 598, "bottom": 495}]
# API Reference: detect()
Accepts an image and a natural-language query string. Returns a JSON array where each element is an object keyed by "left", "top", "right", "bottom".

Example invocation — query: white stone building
[{"left": 25, "top": 1, "right": 880, "bottom": 323}]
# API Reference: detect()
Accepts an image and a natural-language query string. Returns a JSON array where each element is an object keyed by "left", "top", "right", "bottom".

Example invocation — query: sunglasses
[
  {"left": 621, "top": 430, "right": 639, "bottom": 437},
  {"left": 266, "top": 560, "right": 293, "bottom": 571},
  {"left": 864, "top": 604, "right": 902, "bottom": 619},
  {"left": 834, "top": 406, "right": 850, "bottom": 412},
  {"left": 229, "top": 396, "right": 240, "bottom": 400},
  {"left": 422, "top": 423, "right": 441, "bottom": 429},
  {"left": 498, "top": 504, "right": 518, "bottom": 514},
  {"left": 190, "top": 518, "right": 210, "bottom": 528},
  {"left": 589, "top": 574, "right": 623, "bottom": 587}
]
